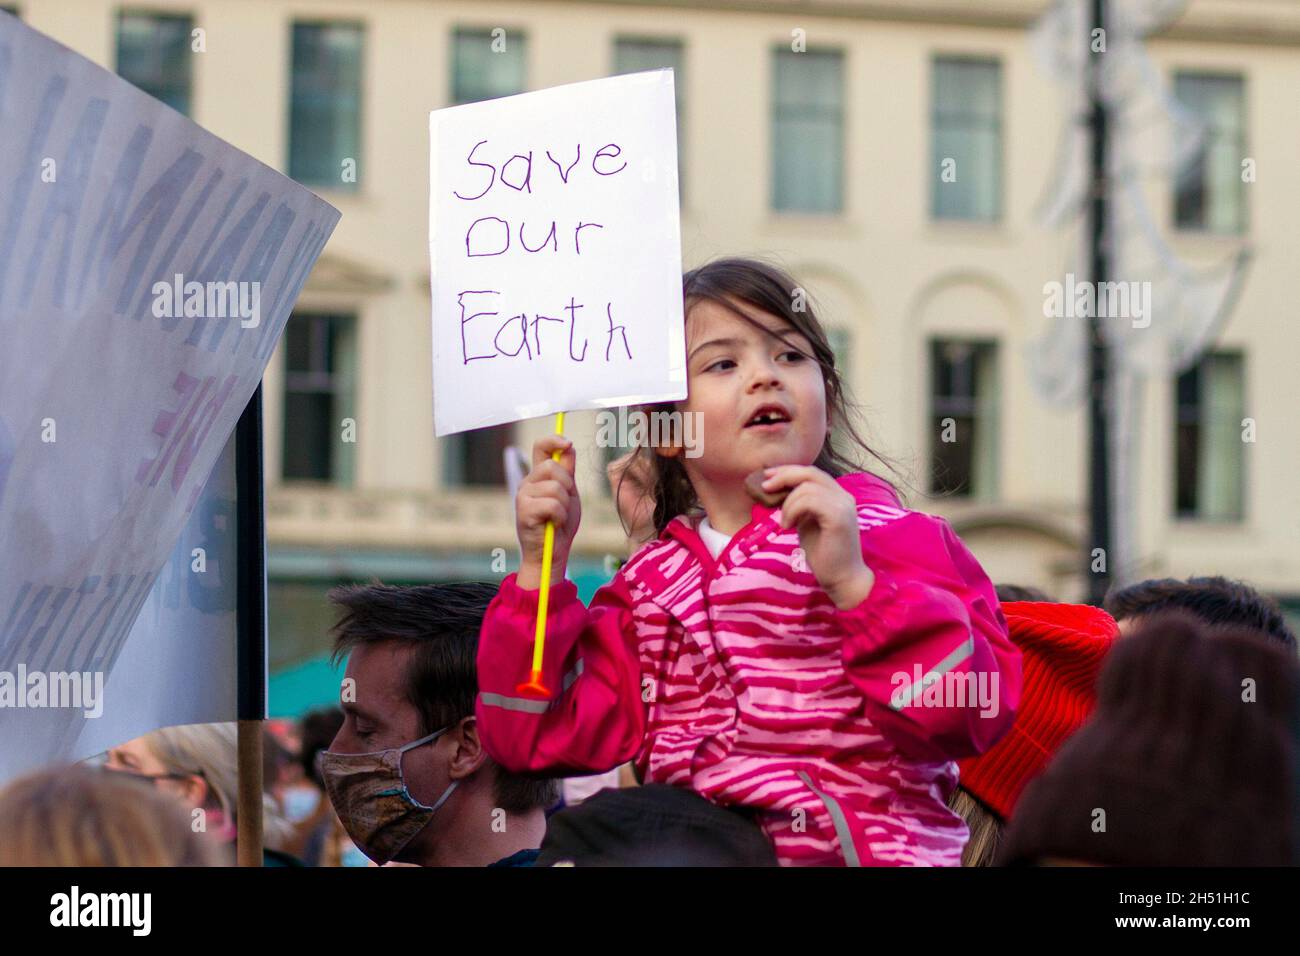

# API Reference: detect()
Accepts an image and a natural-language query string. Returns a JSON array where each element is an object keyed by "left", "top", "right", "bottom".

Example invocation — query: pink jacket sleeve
[
  {"left": 475, "top": 572, "right": 647, "bottom": 776},
  {"left": 835, "top": 511, "right": 1021, "bottom": 763}
]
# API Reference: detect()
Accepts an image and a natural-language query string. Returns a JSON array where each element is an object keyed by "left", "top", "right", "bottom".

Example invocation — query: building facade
[{"left": 10, "top": 0, "right": 1299, "bottom": 704}]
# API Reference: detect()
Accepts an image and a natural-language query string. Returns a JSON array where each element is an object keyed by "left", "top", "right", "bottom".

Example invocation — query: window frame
[
  {"left": 770, "top": 45, "right": 846, "bottom": 215},
  {"left": 280, "top": 312, "right": 357, "bottom": 486},
  {"left": 927, "top": 337, "right": 1000, "bottom": 500},
  {"left": 115, "top": 9, "right": 196, "bottom": 118},
  {"left": 450, "top": 26, "right": 528, "bottom": 107},
  {"left": 1171, "top": 69, "right": 1248, "bottom": 236},
  {"left": 1171, "top": 349, "right": 1246, "bottom": 523},
  {"left": 929, "top": 54, "right": 1003, "bottom": 223},
  {"left": 287, "top": 19, "right": 365, "bottom": 190}
]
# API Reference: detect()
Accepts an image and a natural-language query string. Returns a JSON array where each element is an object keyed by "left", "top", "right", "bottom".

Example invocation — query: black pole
[
  {"left": 235, "top": 384, "right": 267, "bottom": 719},
  {"left": 234, "top": 384, "right": 267, "bottom": 866},
  {"left": 1086, "top": 0, "right": 1112, "bottom": 606}
]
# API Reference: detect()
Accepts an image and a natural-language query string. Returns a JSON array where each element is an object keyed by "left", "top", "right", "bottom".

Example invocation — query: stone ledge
[{"left": 266, "top": 485, "right": 632, "bottom": 556}]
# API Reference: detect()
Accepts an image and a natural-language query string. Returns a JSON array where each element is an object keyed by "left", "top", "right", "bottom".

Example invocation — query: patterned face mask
[{"left": 317, "top": 726, "right": 459, "bottom": 865}]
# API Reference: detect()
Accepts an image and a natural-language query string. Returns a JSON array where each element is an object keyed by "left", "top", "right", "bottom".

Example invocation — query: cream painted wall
[{"left": 14, "top": 0, "right": 1298, "bottom": 598}]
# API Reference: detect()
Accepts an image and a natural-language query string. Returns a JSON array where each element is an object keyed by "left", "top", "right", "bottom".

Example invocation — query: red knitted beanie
[{"left": 957, "top": 601, "right": 1119, "bottom": 820}]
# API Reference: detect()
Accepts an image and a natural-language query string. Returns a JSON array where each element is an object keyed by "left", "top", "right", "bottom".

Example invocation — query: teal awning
[
  {"left": 269, "top": 653, "right": 347, "bottom": 719},
  {"left": 267, "top": 553, "right": 618, "bottom": 719}
]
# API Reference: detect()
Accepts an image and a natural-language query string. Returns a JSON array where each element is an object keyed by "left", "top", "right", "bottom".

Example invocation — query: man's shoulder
[{"left": 486, "top": 847, "right": 540, "bottom": 868}]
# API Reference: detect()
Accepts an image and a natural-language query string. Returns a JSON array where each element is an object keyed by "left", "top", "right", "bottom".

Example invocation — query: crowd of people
[
  {"left": 0, "top": 258, "right": 1296, "bottom": 867},
  {"left": 0, "top": 571, "right": 1294, "bottom": 868}
]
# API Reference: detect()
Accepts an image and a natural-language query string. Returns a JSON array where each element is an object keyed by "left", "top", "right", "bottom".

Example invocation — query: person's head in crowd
[
  {"left": 537, "top": 784, "right": 779, "bottom": 867},
  {"left": 998, "top": 610, "right": 1300, "bottom": 866},
  {"left": 993, "top": 583, "right": 1051, "bottom": 603},
  {"left": 264, "top": 722, "right": 298, "bottom": 793},
  {"left": 321, "top": 581, "right": 559, "bottom": 867},
  {"left": 299, "top": 707, "right": 345, "bottom": 789},
  {"left": 1105, "top": 574, "right": 1297, "bottom": 650},
  {"left": 104, "top": 721, "right": 294, "bottom": 857},
  {"left": 950, "top": 600, "right": 1118, "bottom": 865},
  {"left": 0, "top": 764, "right": 217, "bottom": 866}
]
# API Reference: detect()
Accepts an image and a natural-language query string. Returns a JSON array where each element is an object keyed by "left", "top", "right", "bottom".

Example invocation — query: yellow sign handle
[{"left": 516, "top": 411, "right": 565, "bottom": 699}]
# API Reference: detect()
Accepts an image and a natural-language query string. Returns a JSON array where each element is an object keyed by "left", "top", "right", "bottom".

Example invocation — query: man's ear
[{"left": 447, "top": 716, "right": 488, "bottom": 780}]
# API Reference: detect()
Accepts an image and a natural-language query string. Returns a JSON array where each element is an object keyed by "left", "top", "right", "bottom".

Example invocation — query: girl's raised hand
[
  {"left": 516, "top": 434, "right": 581, "bottom": 590},
  {"left": 761, "top": 465, "right": 875, "bottom": 610}
]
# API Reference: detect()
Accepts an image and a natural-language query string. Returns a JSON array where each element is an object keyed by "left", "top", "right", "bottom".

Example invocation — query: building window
[
  {"left": 452, "top": 28, "right": 526, "bottom": 105},
  {"left": 931, "top": 57, "right": 1001, "bottom": 222},
  {"left": 282, "top": 313, "right": 357, "bottom": 484},
  {"left": 289, "top": 22, "right": 363, "bottom": 189},
  {"left": 825, "top": 327, "right": 854, "bottom": 451},
  {"left": 1173, "top": 72, "right": 1245, "bottom": 233},
  {"left": 771, "top": 48, "right": 843, "bottom": 213},
  {"left": 442, "top": 28, "right": 526, "bottom": 486},
  {"left": 116, "top": 11, "right": 194, "bottom": 116},
  {"left": 826, "top": 326, "right": 851, "bottom": 387},
  {"left": 1174, "top": 351, "right": 1244, "bottom": 520},
  {"left": 614, "top": 37, "right": 685, "bottom": 198},
  {"left": 929, "top": 340, "right": 998, "bottom": 498},
  {"left": 443, "top": 425, "right": 511, "bottom": 488}
]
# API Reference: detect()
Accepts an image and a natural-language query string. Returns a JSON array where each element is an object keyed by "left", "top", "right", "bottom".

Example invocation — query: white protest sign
[
  {"left": 0, "top": 15, "right": 339, "bottom": 781},
  {"left": 429, "top": 70, "right": 686, "bottom": 436},
  {"left": 71, "top": 435, "right": 238, "bottom": 761}
]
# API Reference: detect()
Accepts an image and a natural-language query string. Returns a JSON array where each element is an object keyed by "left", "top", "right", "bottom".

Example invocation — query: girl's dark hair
[{"left": 617, "top": 257, "right": 901, "bottom": 537}]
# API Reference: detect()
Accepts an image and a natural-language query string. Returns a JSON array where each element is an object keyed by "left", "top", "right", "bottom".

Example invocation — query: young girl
[{"left": 476, "top": 258, "right": 1021, "bottom": 866}]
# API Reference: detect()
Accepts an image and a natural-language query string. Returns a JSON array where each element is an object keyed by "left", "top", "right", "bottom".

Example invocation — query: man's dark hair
[
  {"left": 299, "top": 707, "right": 345, "bottom": 788},
  {"left": 994, "top": 583, "right": 1051, "bottom": 603},
  {"left": 327, "top": 581, "right": 560, "bottom": 814},
  {"left": 1104, "top": 575, "right": 1297, "bottom": 651}
]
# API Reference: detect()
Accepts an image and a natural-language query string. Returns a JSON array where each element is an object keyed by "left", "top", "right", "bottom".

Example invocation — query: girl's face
[{"left": 673, "top": 296, "right": 829, "bottom": 485}]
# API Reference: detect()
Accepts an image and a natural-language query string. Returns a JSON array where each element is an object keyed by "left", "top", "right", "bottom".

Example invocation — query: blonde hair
[
  {"left": 142, "top": 722, "right": 293, "bottom": 850},
  {"left": 949, "top": 786, "right": 1004, "bottom": 867},
  {"left": 0, "top": 764, "right": 217, "bottom": 866}
]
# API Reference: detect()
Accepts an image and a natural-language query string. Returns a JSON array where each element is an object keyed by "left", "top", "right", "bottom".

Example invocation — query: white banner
[
  {"left": 429, "top": 70, "right": 686, "bottom": 436},
  {"left": 71, "top": 434, "right": 239, "bottom": 762},
  {"left": 0, "top": 16, "right": 339, "bottom": 781}
]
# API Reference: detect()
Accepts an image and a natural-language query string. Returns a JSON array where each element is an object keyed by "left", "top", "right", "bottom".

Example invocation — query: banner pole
[{"left": 235, "top": 385, "right": 267, "bottom": 867}]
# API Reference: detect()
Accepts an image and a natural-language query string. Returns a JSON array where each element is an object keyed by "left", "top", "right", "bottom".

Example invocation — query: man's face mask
[{"left": 317, "top": 725, "right": 459, "bottom": 865}]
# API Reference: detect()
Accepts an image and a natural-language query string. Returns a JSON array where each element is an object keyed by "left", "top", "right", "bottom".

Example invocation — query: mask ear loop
[
  {"left": 397, "top": 725, "right": 451, "bottom": 755},
  {"left": 395, "top": 725, "right": 458, "bottom": 811},
  {"left": 425, "top": 778, "right": 460, "bottom": 814}
]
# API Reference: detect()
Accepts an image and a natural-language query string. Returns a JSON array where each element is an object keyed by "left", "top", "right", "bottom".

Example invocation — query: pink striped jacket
[{"left": 476, "top": 472, "right": 1021, "bottom": 865}]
